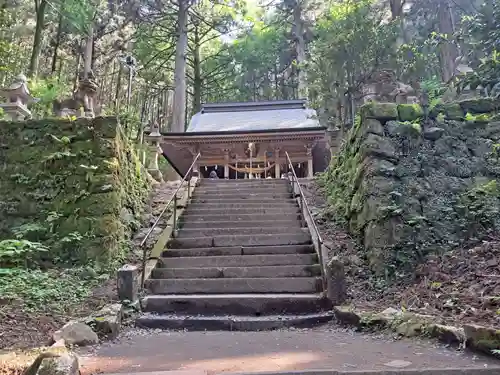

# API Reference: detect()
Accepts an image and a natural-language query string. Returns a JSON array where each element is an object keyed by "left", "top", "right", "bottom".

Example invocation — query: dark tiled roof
[{"left": 187, "top": 99, "right": 320, "bottom": 132}]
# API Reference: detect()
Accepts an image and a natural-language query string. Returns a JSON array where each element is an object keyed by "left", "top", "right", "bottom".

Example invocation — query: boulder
[
  {"left": 359, "top": 133, "right": 398, "bottom": 162},
  {"left": 431, "top": 103, "right": 464, "bottom": 120},
  {"left": 386, "top": 120, "right": 421, "bottom": 138},
  {"left": 52, "top": 321, "right": 98, "bottom": 347},
  {"left": 362, "top": 118, "right": 384, "bottom": 136},
  {"left": 333, "top": 306, "right": 362, "bottom": 326},
  {"left": 464, "top": 324, "right": 500, "bottom": 354},
  {"left": 360, "top": 102, "right": 398, "bottom": 121},
  {"left": 90, "top": 303, "right": 123, "bottom": 340},
  {"left": 459, "top": 98, "right": 500, "bottom": 114},
  {"left": 398, "top": 104, "right": 424, "bottom": 122},
  {"left": 36, "top": 353, "right": 79, "bottom": 375},
  {"left": 423, "top": 127, "right": 445, "bottom": 141},
  {"left": 428, "top": 324, "right": 466, "bottom": 346}
]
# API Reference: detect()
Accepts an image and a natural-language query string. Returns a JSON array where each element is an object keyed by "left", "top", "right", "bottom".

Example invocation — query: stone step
[
  {"left": 184, "top": 207, "right": 301, "bottom": 216},
  {"left": 135, "top": 312, "right": 334, "bottom": 331},
  {"left": 162, "top": 244, "right": 316, "bottom": 257},
  {"left": 159, "top": 254, "right": 317, "bottom": 268},
  {"left": 141, "top": 293, "right": 331, "bottom": 315},
  {"left": 187, "top": 202, "right": 298, "bottom": 211},
  {"left": 189, "top": 198, "right": 297, "bottom": 205},
  {"left": 177, "top": 226, "right": 304, "bottom": 238},
  {"left": 190, "top": 195, "right": 293, "bottom": 203},
  {"left": 196, "top": 184, "right": 290, "bottom": 191},
  {"left": 201, "top": 179, "right": 288, "bottom": 186},
  {"left": 180, "top": 219, "right": 302, "bottom": 230},
  {"left": 179, "top": 213, "right": 302, "bottom": 223},
  {"left": 192, "top": 191, "right": 292, "bottom": 199},
  {"left": 151, "top": 265, "right": 322, "bottom": 279},
  {"left": 167, "top": 232, "right": 311, "bottom": 249},
  {"left": 144, "top": 277, "right": 322, "bottom": 294}
]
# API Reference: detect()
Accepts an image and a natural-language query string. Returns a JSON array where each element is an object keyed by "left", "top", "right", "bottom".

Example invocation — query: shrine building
[{"left": 158, "top": 99, "right": 330, "bottom": 179}]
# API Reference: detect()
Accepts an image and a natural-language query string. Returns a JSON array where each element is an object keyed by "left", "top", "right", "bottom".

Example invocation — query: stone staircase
[{"left": 137, "top": 178, "right": 332, "bottom": 330}]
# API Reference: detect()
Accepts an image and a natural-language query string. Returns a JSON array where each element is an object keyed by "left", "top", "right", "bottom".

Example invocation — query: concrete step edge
[{"left": 135, "top": 312, "right": 334, "bottom": 331}]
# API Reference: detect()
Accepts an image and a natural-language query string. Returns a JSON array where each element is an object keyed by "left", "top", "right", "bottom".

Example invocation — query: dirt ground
[
  {"left": 78, "top": 327, "right": 500, "bottom": 375},
  {"left": 300, "top": 180, "right": 500, "bottom": 328},
  {"left": 0, "top": 181, "right": 182, "bottom": 351}
]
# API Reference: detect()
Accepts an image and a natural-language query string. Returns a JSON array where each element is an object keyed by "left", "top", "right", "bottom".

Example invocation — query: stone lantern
[
  {"left": 147, "top": 122, "right": 163, "bottom": 182},
  {"left": 0, "top": 74, "right": 38, "bottom": 121}
]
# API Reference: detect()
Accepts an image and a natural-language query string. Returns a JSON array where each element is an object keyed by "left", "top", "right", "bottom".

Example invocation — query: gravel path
[{"left": 78, "top": 325, "right": 499, "bottom": 375}]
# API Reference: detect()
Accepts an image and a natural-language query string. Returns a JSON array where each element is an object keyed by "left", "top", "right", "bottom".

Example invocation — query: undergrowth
[{"left": 0, "top": 238, "right": 105, "bottom": 314}]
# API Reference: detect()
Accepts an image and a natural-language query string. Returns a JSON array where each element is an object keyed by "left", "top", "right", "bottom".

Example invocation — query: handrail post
[
  {"left": 140, "top": 245, "right": 146, "bottom": 288},
  {"left": 172, "top": 193, "right": 178, "bottom": 238},
  {"left": 187, "top": 178, "right": 191, "bottom": 199}
]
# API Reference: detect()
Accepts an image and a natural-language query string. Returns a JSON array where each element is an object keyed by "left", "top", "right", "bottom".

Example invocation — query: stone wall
[
  {"left": 0, "top": 117, "right": 150, "bottom": 266},
  {"left": 321, "top": 99, "right": 500, "bottom": 274}
]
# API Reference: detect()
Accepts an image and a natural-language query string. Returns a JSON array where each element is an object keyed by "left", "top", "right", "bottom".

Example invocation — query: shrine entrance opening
[{"left": 149, "top": 100, "right": 331, "bottom": 181}]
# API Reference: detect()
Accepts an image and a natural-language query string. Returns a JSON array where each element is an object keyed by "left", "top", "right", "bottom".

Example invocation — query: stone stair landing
[{"left": 137, "top": 179, "right": 332, "bottom": 331}]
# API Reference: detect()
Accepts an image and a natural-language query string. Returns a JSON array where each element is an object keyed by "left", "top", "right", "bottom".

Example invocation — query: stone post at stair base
[
  {"left": 326, "top": 256, "right": 346, "bottom": 305},
  {"left": 117, "top": 264, "right": 139, "bottom": 302}
]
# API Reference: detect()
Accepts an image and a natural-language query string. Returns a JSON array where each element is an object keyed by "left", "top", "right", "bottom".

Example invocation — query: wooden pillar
[
  {"left": 223, "top": 149, "right": 230, "bottom": 179},
  {"left": 306, "top": 146, "right": 313, "bottom": 178},
  {"left": 274, "top": 147, "right": 281, "bottom": 178}
]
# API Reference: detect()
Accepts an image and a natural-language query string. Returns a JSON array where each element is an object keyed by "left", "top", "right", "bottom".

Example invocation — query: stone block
[
  {"left": 361, "top": 118, "right": 384, "bottom": 136},
  {"left": 117, "top": 264, "right": 139, "bottom": 302},
  {"left": 52, "top": 321, "right": 98, "bottom": 347},
  {"left": 91, "top": 303, "right": 123, "bottom": 340},
  {"left": 459, "top": 98, "right": 500, "bottom": 114},
  {"left": 36, "top": 353, "right": 79, "bottom": 375},
  {"left": 423, "top": 127, "right": 445, "bottom": 141},
  {"left": 398, "top": 104, "right": 424, "bottom": 122},
  {"left": 428, "top": 324, "right": 466, "bottom": 346},
  {"left": 360, "top": 102, "right": 398, "bottom": 121},
  {"left": 359, "top": 133, "right": 398, "bottom": 162},
  {"left": 464, "top": 323, "right": 500, "bottom": 354},
  {"left": 333, "top": 306, "right": 362, "bottom": 325},
  {"left": 325, "top": 256, "right": 346, "bottom": 304},
  {"left": 386, "top": 120, "right": 422, "bottom": 138}
]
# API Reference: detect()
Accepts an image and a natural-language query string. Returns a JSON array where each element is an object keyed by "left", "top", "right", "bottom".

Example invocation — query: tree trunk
[
  {"left": 293, "top": 4, "right": 308, "bottom": 99},
  {"left": 28, "top": 0, "right": 47, "bottom": 77},
  {"left": 192, "top": 25, "right": 202, "bottom": 115},
  {"left": 438, "top": 0, "right": 458, "bottom": 82},
  {"left": 51, "top": 13, "right": 63, "bottom": 74},
  {"left": 83, "top": 24, "right": 94, "bottom": 79},
  {"left": 172, "top": 0, "right": 189, "bottom": 133}
]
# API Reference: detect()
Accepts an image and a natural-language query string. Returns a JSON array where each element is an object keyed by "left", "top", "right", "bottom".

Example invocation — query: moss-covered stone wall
[
  {"left": 0, "top": 117, "right": 150, "bottom": 267},
  {"left": 321, "top": 99, "right": 500, "bottom": 274}
]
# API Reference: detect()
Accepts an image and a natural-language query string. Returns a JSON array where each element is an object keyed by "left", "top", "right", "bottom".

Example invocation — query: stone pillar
[
  {"left": 274, "top": 147, "right": 281, "bottom": 178},
  {"left": 117, "top": 264, "right": 139, "bottom": 302},
  {"left": 147, "top": 122, "right": 163, "bottom": 182},
  {"left": 306, "top": 146, "right": 313, "bottom": 178}
]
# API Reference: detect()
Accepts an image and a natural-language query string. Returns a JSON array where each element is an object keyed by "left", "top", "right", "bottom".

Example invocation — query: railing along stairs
[
  {"left": 284, "top": 151, "right": 328, "bottom": 292},
  {"left": 139, "top": 153, "right": 201, "bottom": 287}
]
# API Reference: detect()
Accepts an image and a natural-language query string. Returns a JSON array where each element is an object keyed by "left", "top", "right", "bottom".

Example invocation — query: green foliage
[
  {"left": 0, "top": 267, "right": 101, "bottom": 313},
  {"left": 29, "top": 77, "right": 72, "bottom": 118},
  {"left": 0, "top": 239, "right": 49, "bottom": 268}
]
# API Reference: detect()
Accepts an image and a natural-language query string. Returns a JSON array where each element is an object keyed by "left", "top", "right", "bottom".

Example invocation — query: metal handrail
[
  {"left": 140, "top": 152, "right": 201, "bottom": 287},
  {"left": 284, "top": 151, "right": 327, "bottom": 291}
]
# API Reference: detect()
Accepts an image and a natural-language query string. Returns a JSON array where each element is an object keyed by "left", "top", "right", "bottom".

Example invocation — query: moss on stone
[
  {"left": 360, "top": 102, "right": 398, "bottom": 121},
  {"left": 459, "top": 98, "right": 500, "bottom": 114},
  {"left": 439, "top": 103, "right": 464, "bottom": 120},
  {"left": 0, "top": 117, "right": 150, "bottom": 267},
  {"left": 398, "top": 104, "right": 424, "bottom": 122}
]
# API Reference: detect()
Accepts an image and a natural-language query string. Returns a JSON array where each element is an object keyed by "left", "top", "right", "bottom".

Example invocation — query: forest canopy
[{"left": 0, "top": 0, "right": 498, "bottom": 132}]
